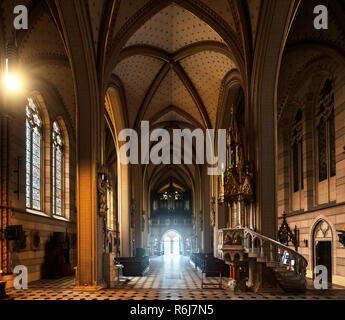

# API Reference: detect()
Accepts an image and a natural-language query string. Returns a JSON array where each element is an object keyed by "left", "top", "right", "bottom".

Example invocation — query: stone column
[
  {"left": 232, "top": 202, "right": 238, "bottom": 227},
  {"left": 277, "top": 125, "right": 290, "bottom": 215},
  {"left": 132, "top": 165, "right": 142, "bottom": 250},
  {"left": 75, "top": 110, "right": 99, "bottom": 290},
  {"left": 55, "top": 0, "right": 101, "bottom": 289},
  {"left": 215, "top": 202, "right": 226, "bottom": 257},
  {"left": 250, "top": 0, "right": 296, "bottom": 291},
  {"left": 202, "top": 170, "right": 211, "bottom": 253},
  {"left": 247, "top": 261, "right": 255, "bottom": 288},
  {"left": 194, "top": 174, "right": 202, "bottom": 252},
  {"left": 120, "top": 163, "right": 131, "bottom": 257},
  {"left": 252, "top": 0, "right": 296, "bottom": 239},
  {"left": 227, "top": 203, "right": 232, "bottom": 228}
]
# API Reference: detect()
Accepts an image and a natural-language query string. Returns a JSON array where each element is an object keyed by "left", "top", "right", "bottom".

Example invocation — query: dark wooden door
[{"left": 316, "top": 241, "right": 332, "bottom": 283}]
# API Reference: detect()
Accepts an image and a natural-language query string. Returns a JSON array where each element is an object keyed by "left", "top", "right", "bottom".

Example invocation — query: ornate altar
[
  {"left": 216, "top": 106, "right": 256, "bottom": 291},
  {"left": 218, "top": 106, "right": 255, "bottom": 228},
  {"left": 216, "top": 108, "right": 307, "bottom": 293}
]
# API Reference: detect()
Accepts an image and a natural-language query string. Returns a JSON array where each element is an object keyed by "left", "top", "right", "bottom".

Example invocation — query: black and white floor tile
[{"left": 6, "top": 256, "right": 345, "bottom": 300}]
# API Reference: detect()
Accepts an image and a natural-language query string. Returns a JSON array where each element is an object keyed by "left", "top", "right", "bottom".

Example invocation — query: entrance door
[
  {"left": 162, "top": 230, "right": 181, "bottom": 255},
  {"left": 316, "top": 241, "right": 332, "bottom": 283}
]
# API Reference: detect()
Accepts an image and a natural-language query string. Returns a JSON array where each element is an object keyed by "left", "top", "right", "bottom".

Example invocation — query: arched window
[
  {"left": 26, "top": 98, "right": 43, "bottom": 210},
  {"left": 52, "top": 121, "right": 64, "bottom": 216}
]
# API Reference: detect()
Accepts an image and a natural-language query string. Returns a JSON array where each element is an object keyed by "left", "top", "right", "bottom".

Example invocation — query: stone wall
[
  {"left": 277, "top": 58, "right": 345, "bottom": 286},
  {"left": 1, "top": 89, "right": 77, "bottom": 286}
]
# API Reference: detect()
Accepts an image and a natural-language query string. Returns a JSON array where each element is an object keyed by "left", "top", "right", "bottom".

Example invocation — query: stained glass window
[
  {"left": 26, "top": 98, "right": 42, "bottom": 210},
  {"left": 52, "top": 121, "right": 64, "bottom": 216}
]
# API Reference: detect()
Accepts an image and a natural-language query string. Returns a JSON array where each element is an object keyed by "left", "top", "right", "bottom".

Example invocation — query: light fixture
[
  {"left": 3, "top": 42, "right": 22, "bottom": 93},
  {"left": 337, "top": 230, "right": 345, "bottom": 246},
  {"left": 3, "top": 71, "right": 21, "bottom": 92},
  {"left": 159, "top": 178, "right": 182, "bottom": 201}
]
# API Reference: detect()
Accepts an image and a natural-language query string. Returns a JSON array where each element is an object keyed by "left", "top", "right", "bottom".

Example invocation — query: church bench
[
  {"left": 117, "top": 257, "right": 150, "bottom": 276},
  {"left": 190, "top": 253, "right": 229, "bottom": 277}
]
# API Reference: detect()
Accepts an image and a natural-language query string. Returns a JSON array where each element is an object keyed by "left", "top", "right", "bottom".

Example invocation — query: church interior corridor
[{"left": 1, "top": 0, "right": 345, "bottom": 311}]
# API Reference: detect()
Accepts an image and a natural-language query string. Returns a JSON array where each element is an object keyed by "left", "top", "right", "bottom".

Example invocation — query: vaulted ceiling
[
  {"left": 84, "top": 0, "right": 264, "bottom": 132},
  {"left": 112, "top": 4, "right": 236, "bottom": 130}
]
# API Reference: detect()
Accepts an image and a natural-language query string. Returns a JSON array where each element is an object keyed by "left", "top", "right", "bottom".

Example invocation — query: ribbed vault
[{"left": 112, "top": 3, "right": 237, "bottom": 130}]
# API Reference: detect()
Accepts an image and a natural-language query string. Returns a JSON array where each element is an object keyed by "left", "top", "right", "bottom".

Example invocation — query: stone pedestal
[
  {"left": 246, "top": 261, "right": 255, "bottom": 288},
  {"left": 228, "top": 279, "right": 247, "bottom": 292},
  {"left": 228, "top": 264, "right": 247, "bottom": 292},
  {"left": 252, "top": 263, "right": 283, "bottom": 293},
  {"left": 103, "top": 253, "right": 123, "bottom": 288},
  {"left": 103, "top": 253, "right": 115, "bottom": 288}
]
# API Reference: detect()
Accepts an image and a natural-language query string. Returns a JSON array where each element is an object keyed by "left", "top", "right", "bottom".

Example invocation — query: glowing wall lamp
[
  {"left": 3, "top": 59, "right": 21, "bottom": 92},
  {"left": 338, "top": 230, "right": 345, "bottom": 246},
  {"left": 2, "top": 43, "right": 21, "bottom": 93}
]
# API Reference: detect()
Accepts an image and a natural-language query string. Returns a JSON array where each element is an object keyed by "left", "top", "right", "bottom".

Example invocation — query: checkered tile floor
[{"left": 6, "top": 256, "right": 345, "bottom": 300}]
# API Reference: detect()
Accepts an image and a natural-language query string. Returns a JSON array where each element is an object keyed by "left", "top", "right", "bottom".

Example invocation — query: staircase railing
[{"left": 218, "top": 227, "right": 308, "bottom": 278}]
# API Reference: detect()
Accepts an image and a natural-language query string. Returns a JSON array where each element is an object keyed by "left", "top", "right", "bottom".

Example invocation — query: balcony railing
[{"left": 218, "top": 227, "right": 307, "bottom": 278}]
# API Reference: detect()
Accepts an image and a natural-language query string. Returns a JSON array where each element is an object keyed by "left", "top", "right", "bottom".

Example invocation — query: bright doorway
[{"left": 162, "top": 230, "right": 181, "bottom": 255}]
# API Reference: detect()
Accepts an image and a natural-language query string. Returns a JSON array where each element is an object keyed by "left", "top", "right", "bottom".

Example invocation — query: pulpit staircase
[{"left": 218, "top": 227, "right": 308, "bottom": 292}]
